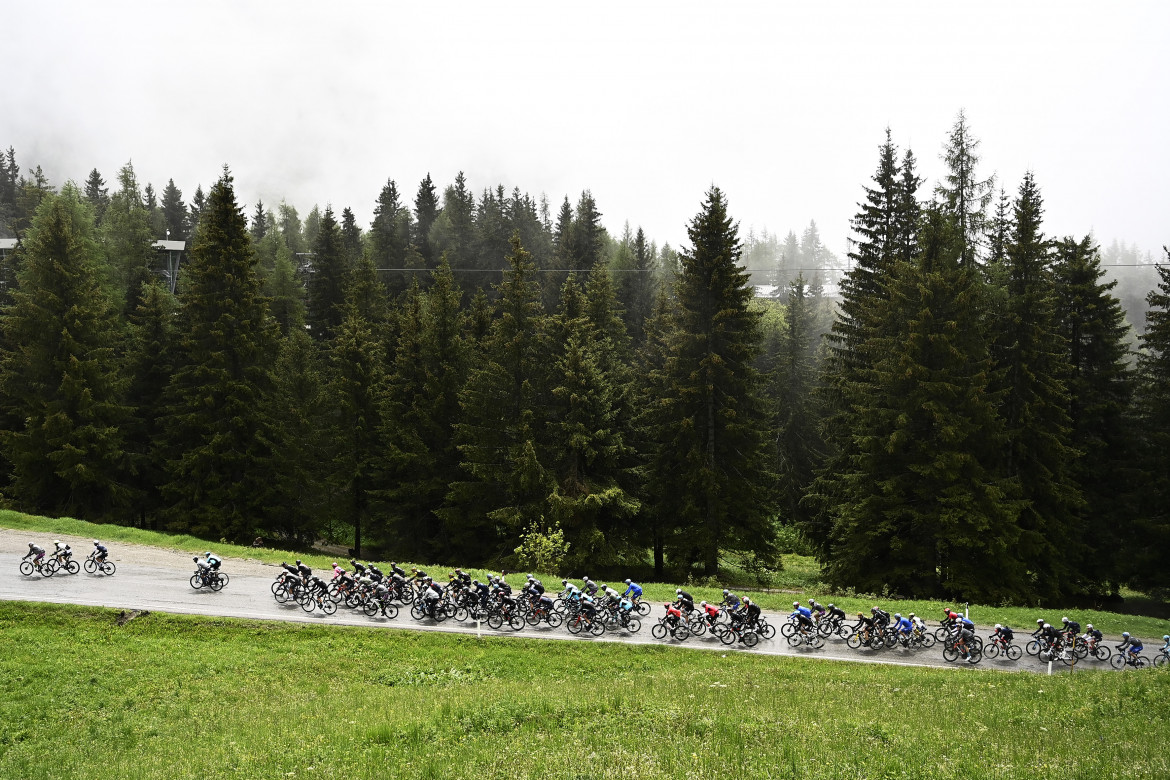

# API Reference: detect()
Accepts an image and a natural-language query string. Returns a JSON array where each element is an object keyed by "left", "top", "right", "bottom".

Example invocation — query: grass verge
[
  {"left": 4, "top": 509, "right": 1169, "bottom": 638},
  {"left": 0, "top": 601, "right": 1167, "bottom": 780}
]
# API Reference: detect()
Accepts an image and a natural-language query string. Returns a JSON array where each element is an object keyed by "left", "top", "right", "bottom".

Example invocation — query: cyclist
[
  {"left": 955, "top": 620, "right": 976, "bottom": 659},
  {"left": 92, "top": 540, "right": 109, "bottom": 563},
  {"left": 1117, "top": 632, "right": 1143, "bottom": 663},
  {"left": 23, "top": 542, "right": 47, "bottom": 570},
  {"left": 580, "top": 594, "right": 599, "bottom": 625},
  {"left": 531, "top": 578, "right": 546, "bottom": 597},
  {"left": 204, "top": 551, "right": 221, "bottom": 571},
  {"left": 472, "top": 579, "right": 491, "bottom": 609},
  {"left": 1061, "top": 616, "right": 1081, "bottom": 640},
  {"left": 422, "top": 578, "right": 443, "bottom": 617},
  {"left": 909, "top": 613, "right": 927, "bottom": 635},
  {"left": 1160, "top": 635, "right": 1170, "bottom": 660},
  {"left": 192, "top": 556, "right": 211, "bottom": 581},
  {"left": 791, "top": 601, "right": 814, "bottom": 634},
  {"left": 1040, "top": 622, "right": 1062, "bottom": 653},
  {"left": 700, "top": 600, "right": 722, "bottom": 628},
  {"left": 721, "top": 589, "right": 741, "bottom": 612},
  {"left": 622, "top": 579, "right": 643, "bottom": 602},
  {"left": 742, "top": 598, "right": 762, "bottom": 631},
  {"left": 495, "top": 577, "right": 513, "bottom": 597},
  {"left": 663, "top": 602, "right": 684, "bottom": 631},
  {"left": 331, "top": 562, "right": 346, "bottom": 579},
  {"left": 855, "top": 612, "right": 876, "bottom": 646},
  {"left": 871, "top": 606, "right": 891, "bottom": 629},
  {"left": 994, "top": 623, "right": 1015, "bottom": 644},
  {"left": 561, "top": 579, "right": 581, "bottom": 602},
  {"left": 1084, "top": 623, "right": 1103, "bottom": 647},
  {"left": 52, "top": 540, "right": 72, "bottom": 562},
  {"left": 808, "top": 599, "right": 827, "bottom": 622},
  {"left": 350, "top": 559, "right": 368, "bottom": 577},
  {"left": 1031, "top": 618, "right": 1046, "bottom": 639},
  {"left": 295, "top": 560, "right": 312, "bottom": 582},
  {"left": 599, "top": 583, "right": 621, "bottom": 605},
  {"left": 675, "top": 588, "right": 695, "bottom": 614},
  {"left": 894, "top": 613, "right": 913, "bottom": 644},
  {"left": 582, "top": 577, "right": 599, "bottom": 597}
]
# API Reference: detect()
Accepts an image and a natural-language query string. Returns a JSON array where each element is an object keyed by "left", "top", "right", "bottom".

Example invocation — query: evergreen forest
[{"left": 0, "top": 111, "right": 1167, "bottom": 605}]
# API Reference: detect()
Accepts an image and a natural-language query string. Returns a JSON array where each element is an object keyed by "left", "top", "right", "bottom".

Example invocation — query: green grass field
[
  {"left": 6, "top": 510, "right": 1169, "bottom": 639},
  {"left": 0, "top": 601, "right": 1167, "bottom": 780}
]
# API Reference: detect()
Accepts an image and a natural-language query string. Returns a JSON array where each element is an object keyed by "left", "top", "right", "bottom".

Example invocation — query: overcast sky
[{"left": 5, "top": 0, "right": 1168, "bottom": 262}]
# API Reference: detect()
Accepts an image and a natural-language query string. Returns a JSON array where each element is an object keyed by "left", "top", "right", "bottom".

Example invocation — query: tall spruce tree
[
  {"left": 160, "top": 179, "right": 186, "bottom": 241},
  {"left": 306, "top": 206, "right": 349, "bottom": 340},
  {"left": 445, "top": 232, "right": 550, "bottom": 563},
  {"left": 820, "top": 210, "right": 1022, "bottom": 600},
  {"left": 1052, "top": 235, "right": 1138, "bottom": 591},
  {"left": 936, "top": 110, "right": 995, "bottom": 268},
  {"left": 414, "top": 173, "right": 440, "bottom": 266},
  {"left": 379, "top": 259, "right": 468, "bottom": 558},
  {"left": 644, "top": 187, "right": 775, "bottom": 575},
  {"left": 83, "top": 168, "right": 110, "bottom": 227},
  {"left": 101, "top": 162, "right": 157, "bottom": 314},
  {"left": 1132, "top": 250, "right": 1170, "bottom": 592},
  {"left": 991, "top": 172, "right": 1082, "bottom": 601},
  {"left": 0, "top": 185, "right": 132, "bottom": 519},
  {"left": 161, "top": 170, "right": 280, "bottom": 541}
]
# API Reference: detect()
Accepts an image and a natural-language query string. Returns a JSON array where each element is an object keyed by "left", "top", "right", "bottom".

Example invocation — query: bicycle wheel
[
  {"left": 65, "top": 559, "right": 79, "bottom": 574},
  {"left": 300, "top": 596, "right": 315, "bottom": 613},
  {"left": 846, "top": 633, "right": 863, "bottom": 650},
  {"left": 590, "top": 620, "right": 606, "bottom": 637},
  {"left": 810, "top": 634, "right": 825, "bottom": 649},
  {"left": 1110, "top": 653, "right": 1125, "bottom": 669},
  {"left": 1006, "top": 645, "right": 1022, "bottom": 661},
  {"left": 321, "top": 599, "right": 337, "bottom": 616},
  {"left": 84, "top": 559, "right": 97, "bottom": 574},
  {"left": 786, "top": 633, "right": 802, "bottom": 648},
  {"left": 454, "top": 606, "right": 469, "bottom": 622},
  {"left": 566, "top": 617, "right": 584, "bottom": 635},
  {"left": 210, "top": 574, "right": 226, "bottom": 592},
  {"left": 675, "top": 626, "right": 690, "bottom": 641},
  {"left": 1153, "top": 653, "right": 1168, "bottom": 668},
  {"left": 742, "top": 631, "right": 759, "bottom": 648},
  {"left": 625, "top": 618, "right": 642, "bottom": 634},
  {"left": 967, "top": 649, "right": 983, "bottom": 665},
  {"left": 546, "top": 612, "right": 563, "bottom": 629},
  {"left": 943, "top": 646, "right": 958, "bottom": 663},
  {"left": 780, "top": 622, "right": 797, "bottom": 638},
  {"left": 1026, "top": 640, "right": 1041, "bottom": 656},
  {"left": 985, "top": 641, "right": 1001, "bottom": 659},
  {"left": 1093, "top": 645, "right": 1112, "bottom": 662},
  {"left": 837, "top": 624, "right": 855, "bottom": 640},
  {"left": 1134, "top": 656, "right": 1149, "bottom": 668},
  {"left": 651, "top": 623, "right": 667, "bottom": 640},
  {"left": 363, "top": 601, "right": 379, "bottom": 617},
  {"left": 636, "top": 601, "right": 651, "bottom": 617},
  {"left": 508, "top": 614, "right": 525, "bottom": 631},
  {"left": 761, "top": 622, "right": 777, "bottom": 640},
  {"left": 190, "top": 574, "right": 203, "bottom": 589},
  {"left": 714, "top": 624, "right": 734, "bottom": 645},
  {"left": 410, "top": 604, "right": 426, "bottom": 621},
  {"left": 19, "top": 561, "right": 33, "bottom": 576},
  {"left": 101, "top": 561, "right": 116, "bottom": 576},
  {"left": 487, "top": 614, "right": 503, "bottom": 630}
]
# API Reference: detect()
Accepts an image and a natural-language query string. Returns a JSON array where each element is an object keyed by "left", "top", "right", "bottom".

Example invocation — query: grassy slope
[
  {"left": 0, "top": 602, "right": 1167, "bottom": 780},
  {"left": 4, "top": 509, "right": 1169, "bottom": 639}
]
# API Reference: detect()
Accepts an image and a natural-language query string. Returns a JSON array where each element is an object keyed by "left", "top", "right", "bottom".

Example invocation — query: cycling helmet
[
  {"left": 28, "top": 542, "right": 34, "bottom": 548},
  {"left": 676, "top": 588, "right": 682, "bottom": 595},
  {"left": 995, "top": 624, "right": 1002, "bottom": 630},
  {"left": 624, "top": 578, "right": 631, "bottom": 584},
  {"left": 1123, "top": 632, "right": 1130, "bottom": 638},
  {"left": 192, "top": 556, "right": 199, "bottom": 562},
  {"left": 599, "top": 584, "right": 607, "bottom": 591},
  {"left": 871, "top": 607, "right": 879, "bottom": 614},
  {"left": 722, "top": 589, "right": 729, "bottom": 595},
  {"left": 908, "top": 613, "right": 915, "bottom": 618},
  {"left": 296, "top": 560, "right": 302, "bottom": 565},
  {"left": 1037, "top": 619, "right": 1044, "bottom": 625},
  {"left": 1043, "top": 623, "right": 1052, "bottom": 630},
  {"left": 204, "top": 551, "right": 211, "bottom": 557},
  {"left": 562, "top": 579, "right": 569, "bottom": 586},
  {"left": 1061, "top": 617, "right": 1069, "bottom": 624},
  {"left": 894, "top": 613, "right": 901, "bottom": 619},
  {"left": 331, "top": 562, "right": 338, "bottom": 568},
  {"left": 829, "top": 604, "right": 836, "bottom": 610},
  {"left": 701, "top": 601, "right": 708, "bottom": 607},
  {"left": 743, "top": 597, "right": 751, "bottom": 604},
  {"left": 94, "top": 539, "right": 100, "bottom": 545},
  {"left": 1163, "top": 635, "right": 1169, "bottom": 642},
  {"left": 1087, "top": 624, "right": 1093, "bottom": 630},
  {"left": 54, "top": 540, "right": 61, "bottom": 545},
  {"left": 472, "top": 579, "right": 479, "bottom": 586},
  {"left": 857, "top": 612, "right": 864, "bottom": 618},
  {"left": 793, "top": 602, "right": 800, "bottom": 608}
]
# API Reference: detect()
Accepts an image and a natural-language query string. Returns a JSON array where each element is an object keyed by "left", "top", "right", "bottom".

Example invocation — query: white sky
[{"left": 4, "top": 0, "right": 1168, "bottom": 260}]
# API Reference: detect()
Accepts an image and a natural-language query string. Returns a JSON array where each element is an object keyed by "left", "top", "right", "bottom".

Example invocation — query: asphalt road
[{"left": 0, "top": 540, "right": 1113, "bottom": 675}]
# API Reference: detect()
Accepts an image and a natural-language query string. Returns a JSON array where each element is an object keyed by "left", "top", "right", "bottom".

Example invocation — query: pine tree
[
  {"left": 370, "top": 179, "right": 413, "bottom": 295},
  {"left": 936, "top": 110, "right": 995, "bottom": 268},
  {"left": 188, "top": 185, "right": 205, "bottom": 237},
  {"left": 143, "top": 182, "right": 165, "bottom": 237},
  {"left": 644, "top": 187, "right": 775, "bottom": 575},
  {"left": 445, "top": 232, "right": 550, "bottom": 563},
  {"left": 414, "top": 173, "right": 440, "bottom": 266},
  {"left": 617, "top": 226, "right": 658, "bottom": 348},
  {"left": 894, "top": 148, "right": 922, "bottom": 263},
  {"left": 123, "top": 278, "right": 177, "bottom": 527},
  {"left": 430, "top": 172, "right": 476, "bottom": 286},
  {"left": 250, "top": 199, "right": 267, "bottom": 242},
  {"left": 991, "top": 172, "right": 1082, "bottom": 601},
  {"left": 568, "top": 191, "right": 605, "bottom": 271},
  {"left": 84, "top": 168, "right": 110, "bottom": 227},
  {"left": 340, "top": 207, "right": 363, "bottom": 267},
  {"left": 1052, "top": 235, "right": 1138, "bottom": 591},
  {"left": 161, "top": 169, "right": 280, "bottom": 541},
  {"left": 160, "top": 179, "right": 186, "bottom": 241},
  {"left": 306, "top": 206, "right": 349, "bottom": 340},
  {"left": 269, "top": 329, "right": 331, "bottom": 545},
  {"left": 101, "top": 162, "right": 157, "bottom": 314},
  {"left": 379, "top": 259, "right": 468, "bottom": 558},
  {"left": 263, "top": 239, "right": 307, "bottom": 337},
  {"left": 819, "top": 210, "right": 1023, "bottom": 600},
  {"left": 1130, "top": 249, "right": 1170, "bottom": 592},
  {"left": 0, "top": 185, "right": 132, "bottom": 518}
]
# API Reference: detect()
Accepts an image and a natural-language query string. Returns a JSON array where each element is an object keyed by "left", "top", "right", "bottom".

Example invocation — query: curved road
[{"left": 0, "top": 534, "right": 1112, "bottom": 674}]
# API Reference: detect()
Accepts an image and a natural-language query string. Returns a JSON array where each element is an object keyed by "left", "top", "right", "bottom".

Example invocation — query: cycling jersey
[
  {"left": 622, "top": 582, "right": 643, "bottom": 598},
  {"left": 895, "top": 617, "right": 913, "bottom": 633}
]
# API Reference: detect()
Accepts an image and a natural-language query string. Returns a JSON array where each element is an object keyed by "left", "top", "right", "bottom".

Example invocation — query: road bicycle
[
  {"left": 18, "top": 558, "right": 53, "bottom": 577},
  {"left": 190, "top": 567, "right": 228, "bottom": 591},
  {"left": 83, "top": 551, "right": 116, "bottom": 576}
]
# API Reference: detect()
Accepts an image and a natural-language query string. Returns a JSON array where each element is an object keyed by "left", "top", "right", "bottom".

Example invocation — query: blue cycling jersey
[
  {"left": 896, "top": 618, "right": 913, "bottom": 632},
  {"left": 791, "top": 606, "right": 812, "bottom": 619},
  {"left": 622, "top": 583, "right": 642, "bottom": 598}
]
